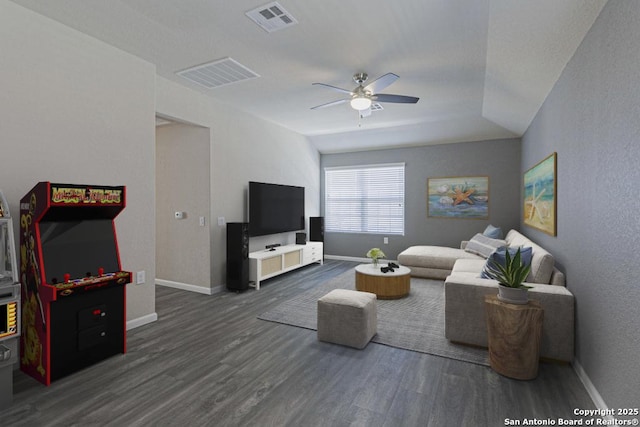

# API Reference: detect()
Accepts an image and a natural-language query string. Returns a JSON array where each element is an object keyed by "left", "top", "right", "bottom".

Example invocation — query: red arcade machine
[{"left": 20, "top": 182, "right": 131, "bottom": 385}]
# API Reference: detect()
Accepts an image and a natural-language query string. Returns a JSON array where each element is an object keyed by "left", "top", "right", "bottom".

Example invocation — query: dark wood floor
[{"left": 1, "top": 260, "right": 594, "bottom": 426}]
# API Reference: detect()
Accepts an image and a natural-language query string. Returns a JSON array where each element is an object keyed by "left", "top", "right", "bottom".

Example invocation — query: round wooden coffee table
[{"left": 355, "top": 264, "right": 411, "bottom": 299}]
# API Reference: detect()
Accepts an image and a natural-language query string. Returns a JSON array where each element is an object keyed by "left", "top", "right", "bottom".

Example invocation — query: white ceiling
[{"left": 10, "top": 0, "right": 607, "bottom": 153}]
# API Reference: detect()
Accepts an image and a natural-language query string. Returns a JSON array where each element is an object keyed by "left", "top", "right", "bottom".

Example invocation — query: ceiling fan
[{"left": 311, "top": 72, "right": 419, "bottom": 117}]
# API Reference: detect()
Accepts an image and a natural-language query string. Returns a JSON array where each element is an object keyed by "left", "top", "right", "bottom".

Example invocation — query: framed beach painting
[
  {"left": 524, "top": 152, "right": 557, "bottom": 236},
  {"left": 427, "top": 176, "right": 489, "bottom": 219}
]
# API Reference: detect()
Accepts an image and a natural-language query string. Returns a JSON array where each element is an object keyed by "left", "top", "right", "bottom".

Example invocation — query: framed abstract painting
[
  {"left": 427, "top": 176, "right": 489, "bottom": 219},
  {"left": 524, "top": 152, "right": 557, "bottom": 236}
]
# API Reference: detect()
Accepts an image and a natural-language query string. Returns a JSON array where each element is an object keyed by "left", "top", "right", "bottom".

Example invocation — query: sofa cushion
[
  {"left": 451, "top": 258, "right": 486, "bottom": 274},
  {"left": 398, "top": 246, "right": 482, "bottom": 270},
  {"left": 505, "top": 230, "right": 555, "bottom": 284},
  {"left": 450, "top": 257, "right": 565, "bottom": 286},
  {"left": 463, "top": 233, "right": 506, "bottom": 258}
]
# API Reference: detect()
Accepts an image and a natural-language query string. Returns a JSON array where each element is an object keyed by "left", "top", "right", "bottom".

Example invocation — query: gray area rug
[{"left": 258, "top": 270, "right": 490, "bottom": 366}]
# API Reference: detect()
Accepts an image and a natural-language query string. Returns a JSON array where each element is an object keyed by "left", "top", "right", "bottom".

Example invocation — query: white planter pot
[{"left": 497, "top": 285, "right": 529, "bottom": 305}]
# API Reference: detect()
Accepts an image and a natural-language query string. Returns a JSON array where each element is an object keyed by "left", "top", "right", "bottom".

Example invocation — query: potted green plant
[
  {"left": 483, "top": 247, "right": 532, "bottom": 304},
  {"left": 366, "top": 248, "right": 386, "bottom": 268}
]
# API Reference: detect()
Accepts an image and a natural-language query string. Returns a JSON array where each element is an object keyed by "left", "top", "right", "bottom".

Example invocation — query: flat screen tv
[{"left": 249, "top": 182, "right": 305, "bottom": 237}]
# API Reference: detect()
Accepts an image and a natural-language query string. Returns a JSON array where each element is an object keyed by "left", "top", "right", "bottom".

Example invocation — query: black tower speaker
[
  {"left": 296, "top": 232, "right": 306, "bottom": 245},
  {"left": 226, "top": 222, "right": 249, "bottom": 292},
  {"left": 309, "top": 217, "right": 324, "bottom": 242}
]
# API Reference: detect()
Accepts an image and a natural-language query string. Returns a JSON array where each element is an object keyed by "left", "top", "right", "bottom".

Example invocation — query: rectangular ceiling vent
[
  {"left": 246, "top": 2, "right": 298, "bottom": 33},
  {"left": 371, "top": 103, "right": 384, "bottom": 111},
  {"left": 176, "top": 57, "right": 260, "bottom": 89}
]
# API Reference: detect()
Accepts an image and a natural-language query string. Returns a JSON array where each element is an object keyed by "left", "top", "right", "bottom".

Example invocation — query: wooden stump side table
[{"left": 484, "top": 295, "right": 544, "bottom": 380}]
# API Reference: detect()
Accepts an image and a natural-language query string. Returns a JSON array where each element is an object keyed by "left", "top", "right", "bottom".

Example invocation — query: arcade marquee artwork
[{"left": 20, "top": 182, "right": 132, "bottom": 385}]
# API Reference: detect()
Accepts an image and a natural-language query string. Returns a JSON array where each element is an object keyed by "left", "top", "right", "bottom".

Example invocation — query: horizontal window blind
[{"left": 324, "top": 163, "right": 405, "bottom": 235}]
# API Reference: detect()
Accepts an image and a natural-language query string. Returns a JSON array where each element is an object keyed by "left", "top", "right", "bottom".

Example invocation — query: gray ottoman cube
[{"left": 317, "top": 289, "right": 377, "bottom": 349}]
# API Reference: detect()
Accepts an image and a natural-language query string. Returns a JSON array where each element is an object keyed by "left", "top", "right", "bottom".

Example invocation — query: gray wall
[
  {"left": 0, "top": 1, "right": 157, "bottom": 326},
  {"left": 521, "top": 1, "right": 639, "bottom": 409},
  {"left": 321, "top": 138, "right": 521, "bottom": 259}
]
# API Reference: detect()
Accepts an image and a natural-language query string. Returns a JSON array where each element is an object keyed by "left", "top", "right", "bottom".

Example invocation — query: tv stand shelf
[{"left": 249, "top": 242, "right": 323, "bottom": 290}]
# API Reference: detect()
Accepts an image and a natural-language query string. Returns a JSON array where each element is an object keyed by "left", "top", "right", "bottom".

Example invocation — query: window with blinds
[{"left": 324, "top": 163, "right": 405, "bottom": 235}]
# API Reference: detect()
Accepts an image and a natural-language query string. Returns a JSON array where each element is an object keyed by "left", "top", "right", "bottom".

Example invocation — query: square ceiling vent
[
  {"left": 176, "top": 57, "right": 260, "bottom": 89},
  {"left": 246, "top": 2, "right": 298, "bottom": 33}
]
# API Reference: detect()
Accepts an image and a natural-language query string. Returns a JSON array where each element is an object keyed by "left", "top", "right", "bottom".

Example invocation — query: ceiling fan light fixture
[{"left": 350, "top": 96, "right": 372, "bottom": 111}]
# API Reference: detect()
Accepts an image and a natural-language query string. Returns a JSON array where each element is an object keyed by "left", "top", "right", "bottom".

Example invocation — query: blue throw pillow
[
  {"left": 481, "top": 246, "right": 532, "bottom": 279},
  {"left": 483, "top": 224, "right": 503, "bottom": 239}
]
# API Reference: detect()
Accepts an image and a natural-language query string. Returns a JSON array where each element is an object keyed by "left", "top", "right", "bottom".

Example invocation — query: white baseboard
[
  {"left": 156, "top": 278, "right": 220, "bottom": 295},
  {"left": 325, "top": 255, "right": 398, "bottom": 264},
  {"left": 211, "top": 284, "right": 225, "bottom": 294},
  {"left": 126, "top": 312, "right": 158, "bottom": 330},
  {"left": 573, "top": 359, "right": 611, "bottom": 419},
  {"left": 325, "top": 254, "right": 368, "bottom": 262}
]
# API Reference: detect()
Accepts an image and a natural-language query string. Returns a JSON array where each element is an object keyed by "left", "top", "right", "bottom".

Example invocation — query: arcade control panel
[{"left": 48, "top": 269, "right": 131, "bottom": 297}]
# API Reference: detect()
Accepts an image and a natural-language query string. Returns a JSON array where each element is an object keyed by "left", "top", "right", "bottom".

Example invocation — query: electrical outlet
[
  {"left": 136, "top": 270, "right": 145, "bottom": 285},
  {"left": 384, "top": 237, "right": 389, "bottom": 244},
  {"left": 199, "top": 216, "right": 206, "bottom": 226},
  {"left": 217, "top": 217, "right": 226, "bottom": 227}
]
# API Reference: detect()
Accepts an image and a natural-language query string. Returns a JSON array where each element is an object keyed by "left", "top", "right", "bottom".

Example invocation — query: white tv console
[{"left": 249, "top": 242, "right": 323, "bottom": 290}]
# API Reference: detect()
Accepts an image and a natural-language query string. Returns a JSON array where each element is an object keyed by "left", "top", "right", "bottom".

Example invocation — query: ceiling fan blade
[
  {"left": 363, "top": 73, "right": 399, "bottom": 94},
  {"left": 310, "top": 98, "right": 350, "bottom": 110},
  {"left": 372, "top": 93, "right": 419, "bottom": 104},
  {"left": 312, "top": 82, "right": 354, "bottom": 95}
]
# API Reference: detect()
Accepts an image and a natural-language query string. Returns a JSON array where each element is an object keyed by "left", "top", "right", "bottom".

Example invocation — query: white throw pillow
[{"left": 464, "top": 233, "right": 507, "bottom": 258}]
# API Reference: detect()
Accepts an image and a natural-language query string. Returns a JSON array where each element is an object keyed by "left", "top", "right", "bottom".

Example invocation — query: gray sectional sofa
[{"left": 398, "top": 229, "right": 574, "bottom": 362}]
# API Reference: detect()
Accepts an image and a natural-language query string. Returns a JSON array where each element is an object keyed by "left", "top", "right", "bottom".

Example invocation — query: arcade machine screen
[{"left": 39, "top": 219, "right": 119, "bottom": 283}]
